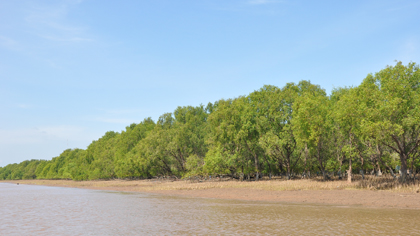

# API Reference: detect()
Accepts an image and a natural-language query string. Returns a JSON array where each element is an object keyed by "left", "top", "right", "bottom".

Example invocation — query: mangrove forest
[{"left": 1, "top": 62, "right": 419, "bottom": 182}]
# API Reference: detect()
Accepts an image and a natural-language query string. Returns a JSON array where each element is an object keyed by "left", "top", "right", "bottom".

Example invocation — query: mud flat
[{"left": 4, "top": 178, "right": 420, "bottom": 209}]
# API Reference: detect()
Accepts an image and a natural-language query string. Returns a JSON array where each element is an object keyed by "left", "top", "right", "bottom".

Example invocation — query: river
[{"left": 1, "top": 183, "right": 419, "bottom": 235}]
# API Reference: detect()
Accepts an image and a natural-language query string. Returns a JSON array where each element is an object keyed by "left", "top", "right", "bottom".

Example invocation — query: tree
[
  {"left": 207, "top": 97, "right": 263, "bottom": 180},
  {"left": 293, "top": 85, "right": 330, "bottom": 179},
  {"left": 114, "top": 118, "right": 155, "bottom": 178},
  {"left": 256, "top": 84, "right": 298, "bottom": 179},
  {"left": 331, "top": 87, "right": 362, "bottom": 182},
  {"left": 360, "top": 62, "right": 420, "bottom": 181},
  {"left": 85, "top": 131, "right": 119, "bottom": 179}
]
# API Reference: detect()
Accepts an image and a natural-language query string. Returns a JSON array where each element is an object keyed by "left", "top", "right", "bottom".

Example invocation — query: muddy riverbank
[{"left": 4, "top": 179, "right": 420, "bottom": 209}]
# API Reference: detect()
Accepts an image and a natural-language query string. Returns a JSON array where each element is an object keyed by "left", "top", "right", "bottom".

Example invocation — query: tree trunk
[
  {"left": 304, "top": 144, "right": 308, "bottom": 178},
  {"left": 376, "top": 159, "right": 382, "bottom": 176},
  {"left": 316, "top": 143, "right": 326, "bottom": 180},
  {"left": 262, "top": 155, "right": 272, "bottom": 180},
  {"left": 338, "top": 160, "right": 343, "bottom": 179},
  {"left": 359, "top": 150, "right": 364, "bottom": 180},
  {"left": 241, "top": 166, "right": 244, "bottom": 181},
  {"left": 400, "top": 153, "right": 408, "bottom": 182},
  {"left": 347, "top": 158, "right": 352, "bottom": 183},
  {"left": 389, "top": 166, "right": 397, "bottom": 179},
  {"left": 254, "top": 154, "right": 259, "bottom": 181},
  {"left": 348, "top": 135, "right": 353, "bottom": 183},
  {"left": 410, "top": 155, "right": 415, "bottom": 179},
  {"left": 375, "top": 144, "right": 382, "bottom": 177}
]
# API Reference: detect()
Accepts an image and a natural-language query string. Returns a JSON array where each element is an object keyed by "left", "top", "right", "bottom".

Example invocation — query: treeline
[{"left": 1, "top": 62, "right": 419, "bottom": 182}]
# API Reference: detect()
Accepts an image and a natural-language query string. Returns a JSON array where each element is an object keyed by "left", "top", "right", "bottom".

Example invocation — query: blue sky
[{"left": 1, "top": 0, "right": 420, "bottom": 167}]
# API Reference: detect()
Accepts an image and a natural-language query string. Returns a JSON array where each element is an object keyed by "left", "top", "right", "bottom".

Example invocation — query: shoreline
[{"left": 3, "top": 179, "right": 420, "bottom": 209}]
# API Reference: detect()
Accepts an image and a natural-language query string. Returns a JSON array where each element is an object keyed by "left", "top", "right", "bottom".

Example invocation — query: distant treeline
[{"left": 1, "top": 62, "right": 419, "bottom": 182}]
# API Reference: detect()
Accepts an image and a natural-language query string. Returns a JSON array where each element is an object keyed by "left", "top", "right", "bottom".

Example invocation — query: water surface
[{"left": 1, "top": 183, "right": 419, "bottom": 235}]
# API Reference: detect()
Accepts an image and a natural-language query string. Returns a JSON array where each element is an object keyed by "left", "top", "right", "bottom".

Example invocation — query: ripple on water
[{"left": 1, "top": 183, "right": 420, "bottom": 235}]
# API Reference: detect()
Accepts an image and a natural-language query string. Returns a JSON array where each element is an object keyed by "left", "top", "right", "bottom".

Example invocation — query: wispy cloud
[
  {"left": 2, "top": 1, "right": 95, "bottom": 68},
  {"left": 247, "top": 0, "right": 282, "bottom": 5},
  {"left": 0, "top": 125, "right": 87, "bottom": 145},
  {"left": 40, "top": 35, "right": 93, "bottom": 42},
  {"left": 17, "top": 103, "right": 31, "bottom": 109},
  {"left": 97, "top": 108, "right": 146, "bottom": 115},
  {"left": 397, "top": 37, "right": 420, "bottom": 64},
  {"left": 213, "top": 1, "right": 285, "bottom": 14},
  {"left": 24, "top": 0, "right": 93, "bottom": 43},
  {"left": 386, "top": 1, "right": 420, "bottom": 12},
  {"left": 0, "top": 123, "right": 97, "bottom": 164},
  {"left": 81, "top": 108, "right": 147, "bottom": 125},
  {"left": 0, "top": 36, "right": 21, "bottom": 50},
  {"left": 95, "top": 118, "right": 139, "bottom": 124}
]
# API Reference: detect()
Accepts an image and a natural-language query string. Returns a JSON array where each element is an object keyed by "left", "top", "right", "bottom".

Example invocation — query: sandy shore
[{"left": 4, "top": 179, "right": 420, "bottom": 209}]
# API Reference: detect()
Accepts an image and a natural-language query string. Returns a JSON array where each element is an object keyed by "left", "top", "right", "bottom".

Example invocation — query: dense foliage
[{"left": 1, "top": 62, "right": 419, "bottom": 181}]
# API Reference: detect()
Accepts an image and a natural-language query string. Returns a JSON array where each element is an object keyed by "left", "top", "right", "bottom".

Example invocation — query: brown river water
[{"left": 1, "top": 183, "right": 420, "bottom": 235}]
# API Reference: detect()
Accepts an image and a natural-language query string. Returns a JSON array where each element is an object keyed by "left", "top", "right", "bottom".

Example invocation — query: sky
[{"left": 1, "top": 0, "right": 420, "bottom": 167}]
